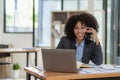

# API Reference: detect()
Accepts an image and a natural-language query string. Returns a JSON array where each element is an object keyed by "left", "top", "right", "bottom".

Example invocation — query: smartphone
[
  {"left": 86, "top": 33, "right": 92, "bottom": 36},
  {"left": 86, "top": 28, "right": 92, "bottom": 36}
]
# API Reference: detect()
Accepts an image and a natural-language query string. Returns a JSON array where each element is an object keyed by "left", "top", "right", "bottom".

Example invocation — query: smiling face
[{"left": 74, "top": 21, "right": 86, "bottom": 43}]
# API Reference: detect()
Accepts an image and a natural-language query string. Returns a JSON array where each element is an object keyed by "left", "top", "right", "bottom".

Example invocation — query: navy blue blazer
[{"left": 56, "top": 36, "right": 103, "bottom": 65}]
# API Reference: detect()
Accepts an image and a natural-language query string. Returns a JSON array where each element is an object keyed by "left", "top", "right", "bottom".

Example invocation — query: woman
[{"left": 56, "top": 13, "right": 103, "bottom": 65}]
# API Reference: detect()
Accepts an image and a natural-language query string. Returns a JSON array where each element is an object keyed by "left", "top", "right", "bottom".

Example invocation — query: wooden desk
[
  {"left": 0, "top": 48, "right": 40, "bottom": 67},
  {"left": 24, "top": 67, "right": 120, "bottom": 80}
]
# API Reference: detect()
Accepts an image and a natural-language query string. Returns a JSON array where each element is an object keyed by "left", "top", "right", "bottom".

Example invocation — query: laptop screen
[{"left": 41, "top": 49, "right": 77, "bottom": 73}]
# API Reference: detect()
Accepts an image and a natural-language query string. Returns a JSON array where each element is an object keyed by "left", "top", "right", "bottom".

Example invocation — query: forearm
[{"left": 91, "top": 44, "right": 103, "bottom": 65}]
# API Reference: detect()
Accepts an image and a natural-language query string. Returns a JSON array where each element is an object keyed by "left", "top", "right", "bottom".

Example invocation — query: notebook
[{"left": 41, "top": 49, "right": 78, "bottom": 73}]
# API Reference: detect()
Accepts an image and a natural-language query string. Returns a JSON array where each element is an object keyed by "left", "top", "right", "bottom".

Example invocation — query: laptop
[{"left": 41, "top": 49, "right": 79, "bottom": 73}]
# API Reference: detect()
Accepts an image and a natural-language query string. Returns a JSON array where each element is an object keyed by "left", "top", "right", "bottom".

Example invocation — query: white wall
[{"left": 0, "top": 0, "right": 43, "bottom": 78}]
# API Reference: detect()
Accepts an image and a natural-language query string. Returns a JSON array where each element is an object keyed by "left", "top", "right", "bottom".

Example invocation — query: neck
[{"left": 76, "top": 39, "right": 83, "bottom": 45}]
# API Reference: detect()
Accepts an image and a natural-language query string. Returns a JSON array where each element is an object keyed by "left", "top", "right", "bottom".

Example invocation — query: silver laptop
[{"left": 41, "top": 49, "right": 78, "bottom": 73}]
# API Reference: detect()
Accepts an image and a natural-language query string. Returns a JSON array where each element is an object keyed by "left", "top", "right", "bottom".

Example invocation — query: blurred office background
[{"left": 0, "top": 0, "right": 120, "bottom": 79}]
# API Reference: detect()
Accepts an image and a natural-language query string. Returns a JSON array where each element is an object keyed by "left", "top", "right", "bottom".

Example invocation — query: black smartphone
[
  {"left": 86, "top": 33, "right": 92, "bottom": 36},
  {"left": 86, "top": 33, "right": 92, "bottom": 39},
  {"left": 86, "top": 28, "right": 92, "bottom": 36}
]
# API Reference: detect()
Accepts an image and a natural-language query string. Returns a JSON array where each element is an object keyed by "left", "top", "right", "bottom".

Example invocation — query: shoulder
[
  {"left": 57, "top": 36, "right": 76, "bottom": 49},
  {"left": 60, "top": 36, "right": 71, "bottom": 41},
  {"left": 60, "top": 36, "right": 76, "bottom": 45}
]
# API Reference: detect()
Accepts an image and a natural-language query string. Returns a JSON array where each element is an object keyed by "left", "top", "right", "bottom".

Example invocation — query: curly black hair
[{"left": 64, "top": 12, "right": 99, "bottom": 40}]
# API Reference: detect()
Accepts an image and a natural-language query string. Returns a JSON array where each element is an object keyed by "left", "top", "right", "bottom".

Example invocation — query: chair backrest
[{"left": 0, "top": 44, "right": 10, "bottom": 58}]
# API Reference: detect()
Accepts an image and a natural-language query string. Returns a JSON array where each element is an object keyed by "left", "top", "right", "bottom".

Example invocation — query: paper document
[
  {"left": 100, "top": 64, "right": 116, "bottom": 70},
  {"left": 76, "top": 61, "right": 97, "bottom": 68},
  {"left": 80, "top": 64, "right": 120, "bottom": 74}
]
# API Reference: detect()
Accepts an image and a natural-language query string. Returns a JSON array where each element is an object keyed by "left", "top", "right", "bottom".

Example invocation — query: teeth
[{"left": 78, "top": 34, "right": 82, "bottom": 36}]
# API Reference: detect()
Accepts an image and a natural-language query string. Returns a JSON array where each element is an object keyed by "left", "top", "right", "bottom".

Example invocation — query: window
[
  {"left": 4, "top": 0, "right": 33, "bottom": 33},
  {"left": 63, "top": 0, "right": 78, "bottom": 10},
  {"left": 34, "top": 0, "right": 61, "bottom": 47},
  {"left": 79, "top": 0, "right": 88, "bottom": 10}
]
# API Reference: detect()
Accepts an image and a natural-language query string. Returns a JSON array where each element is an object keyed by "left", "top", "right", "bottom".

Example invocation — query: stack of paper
[
  {"left": 76, "top": 61, "right": 97, "bottom": 68},
  {"left": 80, "top": 64, "right": 120, "bottom": 74}
]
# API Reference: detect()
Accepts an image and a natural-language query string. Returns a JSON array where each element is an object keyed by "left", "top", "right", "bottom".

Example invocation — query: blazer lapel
[
  {"left": 71, "top": 40, "right": 76, "bottom": 49},
  {"left": 82, "top": 40, "right": 90, "bottom": 63}
]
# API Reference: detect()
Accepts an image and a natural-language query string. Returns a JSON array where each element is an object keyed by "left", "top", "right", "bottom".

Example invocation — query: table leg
[
  {"left": 27, "top": 52, "right": 29, "bottom": 67},
  {"left": 35, "top": 52, "right": 37, "bottom": 66},
  {"left": 26, "top": 52, "right": 37, "bottom": 80},
  {"left": 35, "top": 52, "right": 37, "bottom": 80},
  {"left": 26, "top": 73, "right": 31, "bottom": 80},
  {"left": 26, "top": 52, "right": 29, "bottom": 80},
  {"left": 35, "top": 77, "right": 37, "bottom": 80}
]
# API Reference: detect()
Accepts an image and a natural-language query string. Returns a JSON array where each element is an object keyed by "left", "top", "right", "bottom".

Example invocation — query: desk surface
[
  {"left": 0, "top": 48, "right": 40, "bottom": 53},
  {"left": 24, "top": 67, "right": 120, "bottom": 80}
]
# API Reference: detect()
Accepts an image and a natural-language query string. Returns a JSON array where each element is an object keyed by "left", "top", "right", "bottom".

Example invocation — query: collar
[{"left": 75, "top": 39, "right": 85, "bottom": 47}]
